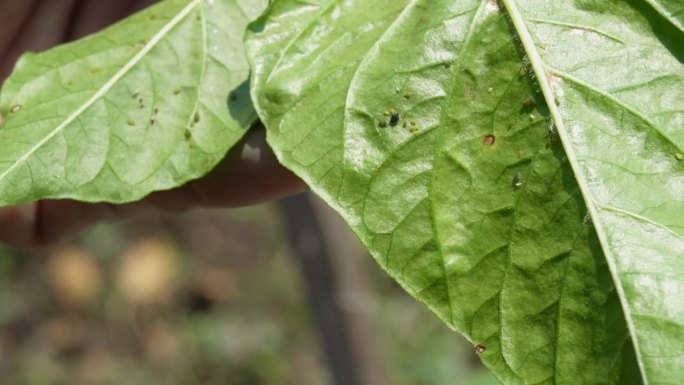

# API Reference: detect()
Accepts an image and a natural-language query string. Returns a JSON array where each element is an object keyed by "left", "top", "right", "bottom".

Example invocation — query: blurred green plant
[{"left": 0, "top": 205, "right": 495, "bottom": 384}]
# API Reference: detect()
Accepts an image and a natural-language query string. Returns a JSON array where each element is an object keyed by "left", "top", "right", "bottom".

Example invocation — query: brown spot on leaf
[
  {"left": 475, "top": 345, "right": 486, "bottom": 354},
  {"left": 483, "top": 135, "right": 496, "bottom": 146},
  {"left": 10, "top": 105, "right": 22, "bottom": 114}
]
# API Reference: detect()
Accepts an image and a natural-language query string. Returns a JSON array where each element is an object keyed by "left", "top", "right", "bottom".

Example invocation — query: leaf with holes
[
  {"left": 247, "top": 0, "right": 684, "bottom": 384},
  {"left": 0, "top": 0, "right": 267, "bottom": 205}
]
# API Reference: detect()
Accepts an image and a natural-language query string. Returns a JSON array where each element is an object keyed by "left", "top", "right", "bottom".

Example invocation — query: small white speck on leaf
[
  {"left": 485, "top": 0, "right": 501, "bottom": 11},
  {"left": 569, "top": 29, "right": 585, "bottom": 36},
  {"left": 547, "top": 73, "right": 565, "bottom": 99},
  {"left": 513, "top": 171, "right": 524, "bottom": 189}
]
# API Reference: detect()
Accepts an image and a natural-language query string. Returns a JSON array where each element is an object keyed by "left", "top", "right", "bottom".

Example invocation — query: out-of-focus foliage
[{"left": 0, "top": 202, "right": 496, "bottom": 385}]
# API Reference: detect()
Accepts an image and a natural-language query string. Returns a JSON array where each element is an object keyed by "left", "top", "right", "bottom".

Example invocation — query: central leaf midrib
[
  {"left": 500, "top": 0, "right": 649, "bottom": 383},
  {"left": 0, "top": 0, "right": 205, "bottom": 183}
]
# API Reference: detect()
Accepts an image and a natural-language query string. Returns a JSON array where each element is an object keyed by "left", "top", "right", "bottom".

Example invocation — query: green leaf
[
  {"left": 247, "top": 1, "right": 683, "bottom": 384},
  {"left": 644, "top": 0, "right": 684, "bottom": 32},
  {"left": 0, "top": 0, "right": 267, "bottom": 205}
]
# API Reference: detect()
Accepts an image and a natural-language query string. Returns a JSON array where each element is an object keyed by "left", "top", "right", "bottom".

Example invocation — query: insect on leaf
[{"left": 247, "top": 0, "right": 684, "bottom": 384}]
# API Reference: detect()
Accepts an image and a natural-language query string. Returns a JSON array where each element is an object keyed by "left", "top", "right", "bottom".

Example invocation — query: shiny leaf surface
[{"left": 247, "top": 0, "right": 684, "bottom": 383}]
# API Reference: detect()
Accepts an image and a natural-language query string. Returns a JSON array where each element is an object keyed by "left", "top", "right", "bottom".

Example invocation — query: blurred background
[{"left": 0, "top": 193, "right": 498, "bottom": 385}]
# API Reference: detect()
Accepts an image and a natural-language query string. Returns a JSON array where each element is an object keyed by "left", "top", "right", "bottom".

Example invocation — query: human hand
[{"left": 0, "top": 0, "right": 306, "bottom": 248}]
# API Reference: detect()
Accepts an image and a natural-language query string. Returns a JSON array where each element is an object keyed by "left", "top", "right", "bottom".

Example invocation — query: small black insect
[{"left": 389, "top": 112, "right": 400, "bottom": 127}]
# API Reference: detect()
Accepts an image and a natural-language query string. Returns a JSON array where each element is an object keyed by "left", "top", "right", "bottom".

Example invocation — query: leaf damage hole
[{"left": 483, "top": 134, "right": 496, "bottom": 146}]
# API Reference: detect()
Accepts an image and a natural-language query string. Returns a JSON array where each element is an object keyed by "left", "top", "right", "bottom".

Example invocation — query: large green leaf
[
  {"left": 247, "top": 0, "right": 683, "bottom": 384},
  {"left": 0, "top": 0, "right": 267, "bottom": 205}
]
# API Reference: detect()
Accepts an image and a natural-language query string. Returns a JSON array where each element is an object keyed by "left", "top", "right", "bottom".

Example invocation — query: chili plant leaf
[
  {"left": 644, "top": 0, "right": 684, "bottom": 32},
  {"left": 0, "top": 0, "right": 267, "bottom": 205},
  {"left": 247, "top": 1, "right": 684, "bottom": 384}
]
